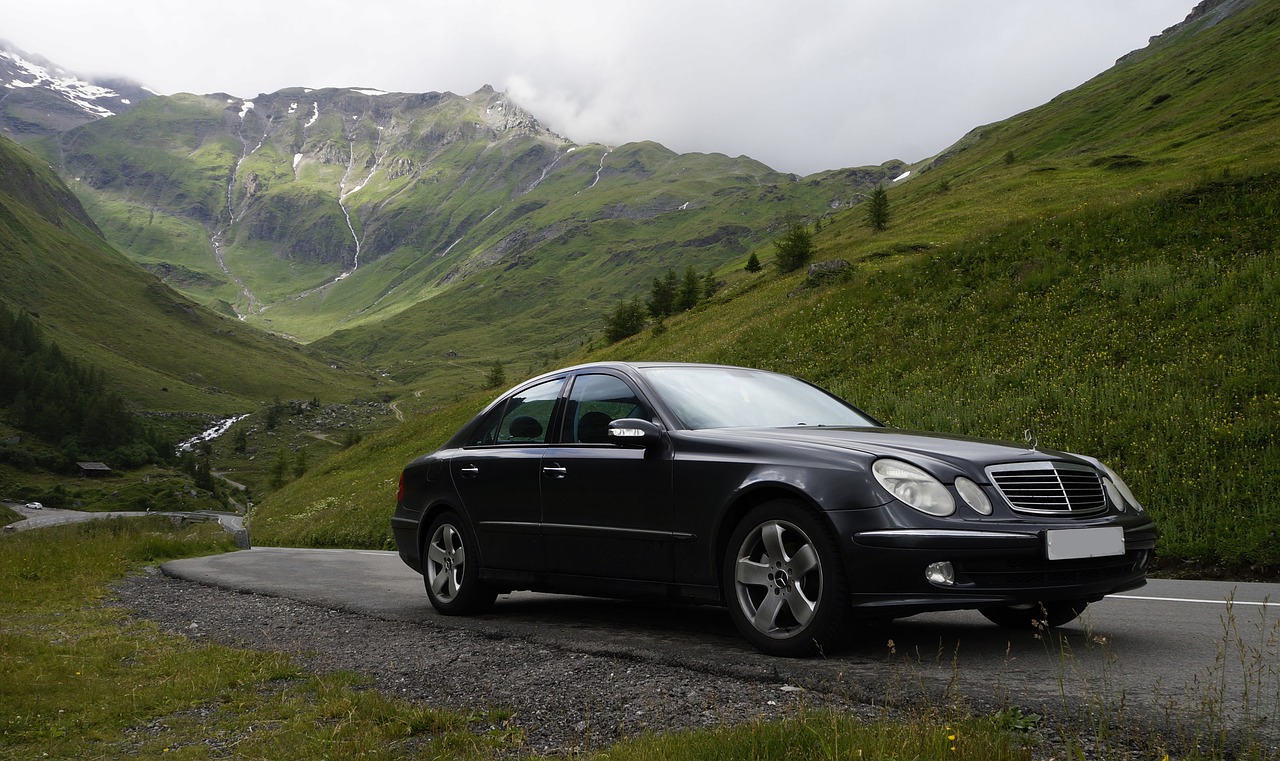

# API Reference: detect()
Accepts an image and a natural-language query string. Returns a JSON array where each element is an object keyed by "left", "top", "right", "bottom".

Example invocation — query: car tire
[
  {"left": 422, "top": 511, "right": 496, "bottom": 615},
  {"left": 724, "top": 500, "right": 851, "bottom": 657},
  {"left": 980, "top": 600, "right": 1089, "bottom": 629}
]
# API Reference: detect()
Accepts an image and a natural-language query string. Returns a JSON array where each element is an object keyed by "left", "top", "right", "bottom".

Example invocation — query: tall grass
[
  {"left": 1153, "top": 596, "right": 1280, "bottom": 759},
  {"left": 599, "top": 707, "right": 1031, "bottom": 760}
]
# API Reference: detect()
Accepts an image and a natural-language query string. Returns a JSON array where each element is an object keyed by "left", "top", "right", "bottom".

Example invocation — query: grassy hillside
[
  {"left": 0, "top": 135, "right": 388, "bottom": 415},
  {"left": 253, "top": 0, "right": 1280, "bottom": 572}
]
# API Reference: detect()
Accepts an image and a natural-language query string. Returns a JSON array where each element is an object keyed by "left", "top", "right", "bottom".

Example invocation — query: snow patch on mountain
[{"left": 2, "top": 48, "right": 119, "bottom": 118}]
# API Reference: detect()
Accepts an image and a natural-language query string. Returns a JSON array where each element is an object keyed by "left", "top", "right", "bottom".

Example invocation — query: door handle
[
  {"left": 542, "top": 464, "right": 567, "bottom": 478},
  {"left": 459, "top": 465, "right": 480, "bottom": 478}
]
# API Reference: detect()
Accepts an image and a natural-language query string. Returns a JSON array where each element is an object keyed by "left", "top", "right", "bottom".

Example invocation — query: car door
[
  {"left": 451, "top": 377, "right": 564, "bottom": 573},
  {"left": 540, "top": 372, "right": 675, "bottom": 582}
]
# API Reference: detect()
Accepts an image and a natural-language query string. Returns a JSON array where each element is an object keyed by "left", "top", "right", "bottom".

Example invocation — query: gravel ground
[
  {"left": 109, "top": 569, "right": 1173, "bottom": 759},
  {"left": 111, "top": 568, "right": 881, "bottom": 755}
]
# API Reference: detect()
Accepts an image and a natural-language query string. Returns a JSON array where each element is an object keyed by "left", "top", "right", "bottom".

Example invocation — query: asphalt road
[
  {"left": 161, "top": 546, "right": 1280, "bottom": 743},
  {"left": 4, "top": 503, "right": 248, "bottom": 545}
]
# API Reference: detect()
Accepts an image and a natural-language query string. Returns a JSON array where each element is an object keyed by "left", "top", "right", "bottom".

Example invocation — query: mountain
[
  {"left": 253, "top": 0, "right": 1280, "bottom": 578},
  {"left": 29, "top": 83, "right": 899, "bottom": 393},
  {"left": 0, "top": 134, "right": 384, "bottom": 415},
  {"left": 0, "top": 41, "right": 152, "bottom": 141}
]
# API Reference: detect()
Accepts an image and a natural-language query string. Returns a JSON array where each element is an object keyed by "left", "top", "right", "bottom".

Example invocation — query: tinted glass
[
  {"left": 468, "top": 378, "right": 563, "bottom": 445},
  {"left": 563, "top": 374, "right": 650, "bottom": 443},
  {"left": 639, "top": 366, "right": 875, "bottom": 430}
]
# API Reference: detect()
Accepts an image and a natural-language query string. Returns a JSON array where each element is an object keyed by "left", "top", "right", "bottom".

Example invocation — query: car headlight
[
  {"left": 1075, "top": 455, "right": 1145, "bottom": 514},
  {"left": 955, "top": 476, "right": 993, "bottom": 515},
  {"left": 1104, "top": 468, "right": 1144, "bottom": 513},
  {"left": 872, "top": 459, "right": 955, "bottom": 517}
]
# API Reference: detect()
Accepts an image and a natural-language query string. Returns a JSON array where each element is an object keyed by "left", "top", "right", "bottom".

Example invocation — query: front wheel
[
  {"left": 724, "top": 500, "right": 851, "bottom": 657},
  {"left": 980, "top": 600, "right": 1089, "bottom": 629},
  {"left": 423, "top": 511, "right": 496, "bottom": 615}
]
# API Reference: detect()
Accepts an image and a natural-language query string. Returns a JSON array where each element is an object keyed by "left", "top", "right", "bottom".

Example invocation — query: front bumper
[{"left": 843, "top": 517, "right": 1157, "bottom": 616}]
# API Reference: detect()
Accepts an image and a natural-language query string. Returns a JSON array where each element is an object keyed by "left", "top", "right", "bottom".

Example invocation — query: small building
[{"left": 76, "top": 462, "right": 112, "bottom": 478}]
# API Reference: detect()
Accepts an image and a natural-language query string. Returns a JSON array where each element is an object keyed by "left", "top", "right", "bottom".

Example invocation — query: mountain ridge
[
  {"left": 0, "top": 40, "right": 153, "bottom": 141},
  {"left": 35, "top": 82, "right": 894, "bottom": 377}
]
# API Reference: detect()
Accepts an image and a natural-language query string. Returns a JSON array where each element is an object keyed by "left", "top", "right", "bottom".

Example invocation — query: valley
[
  {"left": 36, "top": 86, "right": 889, "bottom": 369},
  {"left": 2, "top": 0, "right": 1278, "bottom": 577},
  {"left": 3, "top": 3, "right": 1280, "bottom": 758}
]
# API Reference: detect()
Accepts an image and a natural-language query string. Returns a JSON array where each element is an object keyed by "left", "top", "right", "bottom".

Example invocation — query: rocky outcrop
[{"left": 1119, "top": 0, "right": 1260, "bottom": 63}]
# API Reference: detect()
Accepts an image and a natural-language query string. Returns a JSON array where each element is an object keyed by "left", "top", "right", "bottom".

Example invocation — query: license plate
[{"left": 1045, "top": 526, "right": 1124, "bottom": 560}]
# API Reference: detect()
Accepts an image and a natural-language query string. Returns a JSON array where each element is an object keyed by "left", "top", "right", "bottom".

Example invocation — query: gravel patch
[{"left": 111, "top": 568, "right": 878, "bottom": 755}]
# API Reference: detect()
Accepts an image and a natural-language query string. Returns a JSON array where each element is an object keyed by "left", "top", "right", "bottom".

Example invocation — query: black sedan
[{"left": 392, "top": 362, "right": 1156, "bottom": 656}]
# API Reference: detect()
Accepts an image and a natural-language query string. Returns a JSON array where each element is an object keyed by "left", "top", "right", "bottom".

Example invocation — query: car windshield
[{"left": 638, "top": 366, "right": 877, "bottom": 430}]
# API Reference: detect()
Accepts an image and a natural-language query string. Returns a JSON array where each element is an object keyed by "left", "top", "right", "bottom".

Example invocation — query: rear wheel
[
  {"left": 724, "top": 500, "right": 851, "bottom": 657},
  {"left": 423, "top": 511, "right": 496, "bottom": 615},
  {"left": 980, "top": 600, "right": 1089, "bottom": 629}
]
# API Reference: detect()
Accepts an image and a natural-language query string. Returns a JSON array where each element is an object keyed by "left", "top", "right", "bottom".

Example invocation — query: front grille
[
  {"left": 986, "top": 461, "right": 1107, "bottom": 515},
  {"left": 955, "top": 550, "right": 1148, "bottom": 588}
]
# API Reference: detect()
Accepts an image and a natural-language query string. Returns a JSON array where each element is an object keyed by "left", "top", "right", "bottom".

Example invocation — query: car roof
[
  {"left": 534, "top": 360, "right": 755, "bottom": 377},
  {"left": 510, "top": 360, "right": 789, "bottom": 390}
]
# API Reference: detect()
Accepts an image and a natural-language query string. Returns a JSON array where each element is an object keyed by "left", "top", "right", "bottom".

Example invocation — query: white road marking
[{"left": 1110, "top": 594, "right": 1272, "bottom": 608}]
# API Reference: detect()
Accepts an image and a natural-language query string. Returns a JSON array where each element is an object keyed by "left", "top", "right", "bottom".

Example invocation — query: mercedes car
[{"left": 392, "top": 362, "right": 1156, "bottom": 656}]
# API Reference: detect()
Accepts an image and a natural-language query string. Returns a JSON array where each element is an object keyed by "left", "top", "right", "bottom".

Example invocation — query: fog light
[{"left": 925, "top": 561, "right": 955, "bottom": 586}]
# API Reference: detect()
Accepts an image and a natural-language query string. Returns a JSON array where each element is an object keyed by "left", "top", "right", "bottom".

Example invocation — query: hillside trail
[{"left": 388, "top": 389, "right": 425, "bottom": 423}]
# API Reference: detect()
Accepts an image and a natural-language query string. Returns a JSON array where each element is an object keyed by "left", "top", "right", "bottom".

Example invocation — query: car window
[
  {"left": 467, "top": 378, "right": 563, "bottom": 446},
  {"left": 638, "top": 366, "right": 875, "bottom": 429},
  {"left": 563, "top": 374, "right": 651, "bottom": 444}
]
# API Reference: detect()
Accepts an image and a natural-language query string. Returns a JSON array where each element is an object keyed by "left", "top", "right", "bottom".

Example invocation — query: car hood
[{"left": 691, "top": 426, "right": 1089, "bottom": 477}]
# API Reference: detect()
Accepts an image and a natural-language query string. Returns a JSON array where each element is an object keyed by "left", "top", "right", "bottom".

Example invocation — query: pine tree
[
  {"left": 702, "top": 270, "right": 720, "bottom": 298},
  {"left": 604, "top": 298, "right": 648, "bottom": 343},
  {"left": 745, "top": 252, "right": 762, "bottom": 273},
  {"left": 772, "top": 222, "right": 813, "bottom": 273},
  {"left": 866, "top": 185, "right": 890, "bottom": 232},
  {"left": 484, "top": 360, "right": 506, "bottom": 389},
  {"left": 675, "top": 266, "right": 701, "bottom": 311},
  {"left": 270, "top": 448, "right": 290, "bottom": 489},
  {"left": 647, "top": 270, "right": 678, "bottom": 317}
]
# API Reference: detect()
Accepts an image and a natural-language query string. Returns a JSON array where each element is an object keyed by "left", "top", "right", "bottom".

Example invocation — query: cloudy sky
[{"left": 4, "top": 0, "right": 1193, "bottom": 175}]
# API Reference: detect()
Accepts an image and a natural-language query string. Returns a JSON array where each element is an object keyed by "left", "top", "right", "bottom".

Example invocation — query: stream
[{"left": 176, "top": 414, "right": 250, "bottom": 453}]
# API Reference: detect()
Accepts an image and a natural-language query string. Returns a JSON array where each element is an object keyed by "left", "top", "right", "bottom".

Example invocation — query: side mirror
[{"left": 607, "top": 418, "right": 663, "bottom": 448}]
